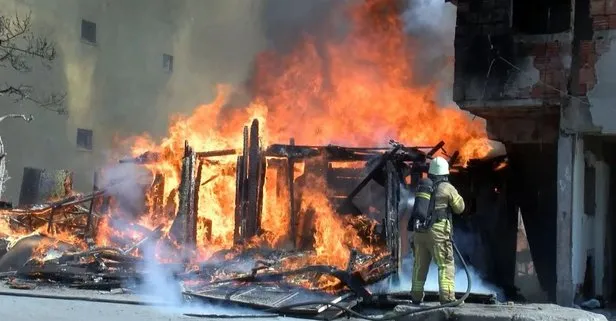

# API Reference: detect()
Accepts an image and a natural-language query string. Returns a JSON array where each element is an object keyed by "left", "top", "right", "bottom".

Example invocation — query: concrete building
[
  {"left": 451, "top": 0, "right": 616, "bottom": 306},
  {"left": 0, "top": 0, "right": 271, "bottom": 203}
]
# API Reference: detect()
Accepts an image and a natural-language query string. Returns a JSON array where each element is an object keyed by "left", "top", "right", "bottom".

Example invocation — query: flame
[
  {"left": 117, "top": 0, "right": 491, "bottom": 266},
  {"left": 1, "top": 0, "right": 493, "bottom": 281}
]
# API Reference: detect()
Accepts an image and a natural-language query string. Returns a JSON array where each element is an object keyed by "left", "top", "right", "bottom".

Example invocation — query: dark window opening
[
  {"left": 163, "top": 54, "right": 174, "bottom": 73},
  {"left": 512, "top": 0, "right": 571, "bottom": 34},
  {"left": 584, "top": 164, "right": 596, "bottom": 216},
  {"left": 76, "top": 128, "right": 93, "bottom": 151},
  {"left": 81, "top": 19, "right": 97, "bottom": 43}
]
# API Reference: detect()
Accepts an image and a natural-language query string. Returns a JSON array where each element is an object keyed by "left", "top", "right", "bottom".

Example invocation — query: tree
[
  {"left": 0, "top": 11, "right": 66, "bottom": 199},
  {"left": 0, "top": 11, "right": 65, "bottom": 113}
]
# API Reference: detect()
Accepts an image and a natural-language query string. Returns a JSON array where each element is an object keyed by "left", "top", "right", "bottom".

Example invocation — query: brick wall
[
  {"left": 529, "top": 40, "right": 571, "bottom": 100},
  {"left": 575, "top": 0, "right": 616, "bottom": 95},
  {"left": 453, "top": 0, "right": 573, "bottom": 104}
]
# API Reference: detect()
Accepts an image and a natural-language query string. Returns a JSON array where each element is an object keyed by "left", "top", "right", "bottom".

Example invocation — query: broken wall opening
[
  {"left": 505, "top": 143, "right": 557, "bottom": 301},
  {"left": 602, "top": 140, "right": 616, "bottom": 303}
]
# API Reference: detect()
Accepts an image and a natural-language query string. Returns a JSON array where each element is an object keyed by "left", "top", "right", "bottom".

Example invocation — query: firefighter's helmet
[{"left": 428, "top": 156, "right": 449, "bottom": 176}]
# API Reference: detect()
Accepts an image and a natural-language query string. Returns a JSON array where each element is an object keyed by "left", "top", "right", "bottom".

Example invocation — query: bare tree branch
[
  {"left": 0, "top": 11, "right": 65, "bottom": 114},
  {"left": 0, "top": 113, "right": 33, "bottom": 123}
]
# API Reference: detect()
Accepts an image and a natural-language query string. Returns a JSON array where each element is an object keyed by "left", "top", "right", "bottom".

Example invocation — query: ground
[{"left": 0, "top": 283, "right": 611, "bottom": 321}]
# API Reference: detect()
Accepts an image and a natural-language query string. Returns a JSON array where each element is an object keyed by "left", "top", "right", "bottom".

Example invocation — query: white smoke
[
  {"left": 402, "top": 0, "right": 457, "bottom": 105},
  {"left": 99, "top": 163, "right": 265, "bottom": 316},
  {"left": 376, "top": 253, "right": 504, "bottom": 299}
]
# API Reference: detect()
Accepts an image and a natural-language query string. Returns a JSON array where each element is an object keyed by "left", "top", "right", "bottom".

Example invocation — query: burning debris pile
[
  {"left": 0, "top": 0, "right": 500, "bottom": 317},
  {"left": 0, "top": 119, "right": 477, "bottom": 317}
]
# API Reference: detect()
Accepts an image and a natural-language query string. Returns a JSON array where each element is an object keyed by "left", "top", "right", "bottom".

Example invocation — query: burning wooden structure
[{"left": 0, "top": 118, "right": 504, "bottom": 318}]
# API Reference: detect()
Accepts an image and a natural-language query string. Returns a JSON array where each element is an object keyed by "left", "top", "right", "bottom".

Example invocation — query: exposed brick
[
  {"left": 577, "top": 83, "right": 588, "bottom": 95},
  {"left": 546, "top": 42, "right": 560, "bottom": 56},
  {"left": 532, "top": 43, "right": 547, "bottom": 56},
  {"left": 579, "top": 41, "right": 596, "bottom": 65},
  {"left": 580, "top": 51, "right": 597, "bottom": 65},
  {"left": 609, "top": 14, "right": 616, "bottom": 28},
  {"left": 547, "top": 58, "right": 561, "bottom": 70},
  {"left": 592, "top": 0, "right": 607, "bottom": 15},
  {"left": 593, "top": 15, "right": 609, "bottom": 30},
  {"left": 533, "top": 56, "right": 548, "bottom": 68},
  {"left": 530, "top": 86, "right": 544, "bottom": 99},
  {"left": 580, "top": 40, "right": 594, "bottom": 53},
  {"left": 579, "top": 65, "right": 597, "bottom": 87},
  {"left": 607, "top": 0, "right": 616, "bottom": 14}
]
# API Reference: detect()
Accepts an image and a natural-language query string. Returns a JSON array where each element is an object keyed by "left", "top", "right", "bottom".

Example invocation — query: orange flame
[
  {"left": 116, "top": 0, "right": 492, "bottom": 267},
  {"left": 0, "top": 0, "right": 492, "bottom": 276}
]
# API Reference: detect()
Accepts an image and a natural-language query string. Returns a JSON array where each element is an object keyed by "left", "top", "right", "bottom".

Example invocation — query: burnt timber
[{"left": 0, "top": 118, "right": 511, "bottom": 318}]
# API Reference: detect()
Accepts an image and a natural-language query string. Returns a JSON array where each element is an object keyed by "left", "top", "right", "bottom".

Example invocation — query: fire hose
[{"left": 264, "top": 239, "right": 472, "bottom": 321}]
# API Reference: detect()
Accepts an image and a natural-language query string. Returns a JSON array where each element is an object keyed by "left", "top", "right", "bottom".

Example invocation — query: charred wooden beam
[
  {"left": 385, "top": 160, "right": 401, "bottom": 286},
  {"left": 149, "top": 173, "right": 165, "bottom": 216},
  {"left": 234, "top": 155, "right": 245, "bottom": 245},
  {"left": 204, "top": 218, "right": 212, "bottom": 242},
  {"left": 288, "top": 138, "right": 296, "bottom": 248},
  {"left": 164, "top": 188, "right": 178, "bottom": 219},
  {"left": 245, "top": 119, "right": 263, "bottom": 239},
  {"left": 256, "top": 153, "right": 266, "bottom": 237},
  {"left": 196, "top": 149, "right": 237, "bottom": 158},
  {"left": 449, "top": 150, "right": 460, "bottom": 166},
  {"left": 427, "top": 141, "right": 445, "bottom": 157},
  {"left": 169, "top": 141, "right": 198, "bottom": 250},
  {"left": 328, "top": 167, "right": 367, "bottom": 178},
  {"left": 233, "top": 125, "right": 250, "bottom": 245},
  {"left": 193, "top": 160, "right": 204, "bottom": 244},
  {"left": 85, "top": 171, "right": 99, "bottom": 242}
]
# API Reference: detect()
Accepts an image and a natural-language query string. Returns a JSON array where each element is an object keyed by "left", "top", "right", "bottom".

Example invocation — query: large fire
[{"left": 1, "top": 0, "right": 491, "bottom": 282}]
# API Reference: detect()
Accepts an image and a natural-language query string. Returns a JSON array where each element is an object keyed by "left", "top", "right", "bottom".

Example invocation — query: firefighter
[{"left": 410, "top": 156, "right": 465, "bottom": 305}]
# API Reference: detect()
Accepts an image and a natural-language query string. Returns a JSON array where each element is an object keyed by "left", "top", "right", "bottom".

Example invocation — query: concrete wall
[
  {"left": 557, "top": 135, "right": 611, "bottom": 304},
  {"left": 588, "top": 31, "right": 616, "bottom": 133},
  {"left": 0, "top": 0, "right": 269, "bottom": 202}
]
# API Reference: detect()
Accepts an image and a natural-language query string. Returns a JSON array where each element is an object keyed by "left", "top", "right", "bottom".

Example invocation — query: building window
[
  {"left": 163, "top": 54, "right": 173, "bottom": 73},
  {"left": 81, "top": 19, "right": 97, "bottom": 44},
  {"left": 512, "top": 0, "right": 571, "bottom": 34},
  {"left": 76, "top": 128, "right": 93, "bottom": 151}
]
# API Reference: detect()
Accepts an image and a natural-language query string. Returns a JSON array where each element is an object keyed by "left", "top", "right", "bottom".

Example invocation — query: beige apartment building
[{"left": 0, "top": 0, "right": 269, "bottom": 203}]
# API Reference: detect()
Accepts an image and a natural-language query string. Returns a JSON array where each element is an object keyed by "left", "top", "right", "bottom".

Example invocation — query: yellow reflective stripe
[
  {"left": 416, "top": 192, "right": 431, "bottom": 199},
  {"left": 452, "top": 195, "right": 463, "bottom": 206}
]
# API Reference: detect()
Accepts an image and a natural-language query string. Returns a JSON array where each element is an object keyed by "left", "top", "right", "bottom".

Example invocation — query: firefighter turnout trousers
[{"left": 410, "top": 219, "right": 455, "bottom": 303}]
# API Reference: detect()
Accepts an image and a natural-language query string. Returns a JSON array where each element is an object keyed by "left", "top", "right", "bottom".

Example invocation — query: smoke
[
  {"left": 401, "top": 0, "right": 457, "bottom": 104},
  {"left": 98, "top": 163, "right": 265, "bottom": 316},
  {"left": 372, "top": 252, "right": 505, "bottom": 299}
]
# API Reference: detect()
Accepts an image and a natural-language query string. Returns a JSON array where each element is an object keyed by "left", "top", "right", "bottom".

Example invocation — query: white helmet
[{"left": 428, "top": 156, "right": 450, "bottom": 176}]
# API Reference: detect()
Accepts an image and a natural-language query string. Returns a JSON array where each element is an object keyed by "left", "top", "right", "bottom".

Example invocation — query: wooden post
[
  {"left": 288, "top": 138, "right": 296, "bottom": 248},
  {"left": 86, "top": 171, "right": 99, "bottom": 242}
]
